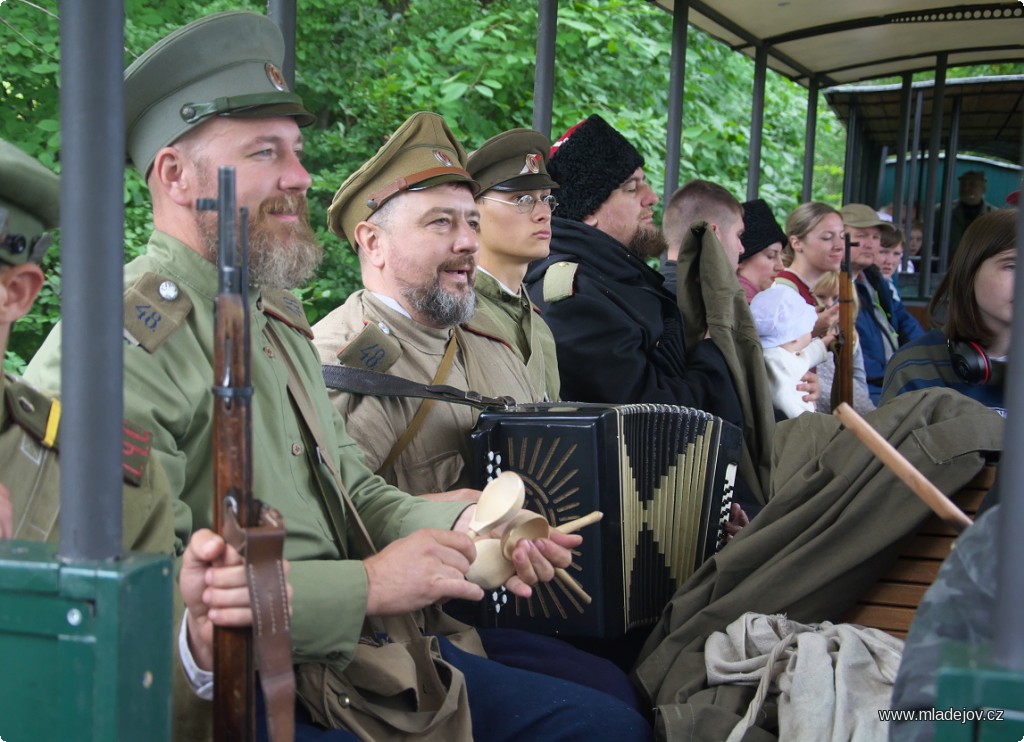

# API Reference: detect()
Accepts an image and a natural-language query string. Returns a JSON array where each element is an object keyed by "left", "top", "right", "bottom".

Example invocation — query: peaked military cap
[
  {"left": 124, "top": 11, "right": 315, "bottom": 176},
  {"left": 0, "top": 139, "right": 60, "bottom": 266},
  {"left": 840, "top": 203, "right": 894, "bottom": 232},
  {"left": 467, "top": 129, "right": 558, "bottom": 193},
  {"left": 328, "top": 111, "right": 479, "bottom": 248}
]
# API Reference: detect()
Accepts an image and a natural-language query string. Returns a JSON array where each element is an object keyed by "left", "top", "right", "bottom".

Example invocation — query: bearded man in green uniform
[
  {"left": 25, "top": 13, "right": 651, "bottom": 741},
  {"left": 312, "top": 113, "right": 551, "bottom": 497}
]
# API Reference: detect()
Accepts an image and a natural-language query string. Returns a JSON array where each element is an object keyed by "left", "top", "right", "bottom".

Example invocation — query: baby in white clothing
[{"left": 751, "top": 284, "right": 836, "bottom": 418}]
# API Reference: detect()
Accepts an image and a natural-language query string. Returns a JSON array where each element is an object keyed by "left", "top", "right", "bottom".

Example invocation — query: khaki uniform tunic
[
  {"left": 472, "top": 270, "right": 560, "bottom": 402},
  {"left": 1, "top": 371, "right": 177, "bottom": 553},
  {"left": 26, "top": 231, "right": 468, "bottom": 667},
  {"left": 312, "top": 290, "right": 545, "bottom": 495}
]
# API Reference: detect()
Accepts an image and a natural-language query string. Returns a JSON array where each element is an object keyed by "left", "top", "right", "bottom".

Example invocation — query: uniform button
[
  {"left": 338, "top": 694, "right": 350, "bottom": 709},
  {"left": 263, "top": 346, "right": 276, "bottom": 358},
  {"left": 158, "top": 281, "right": 179, "bottom": 301},
  {"left": 377, "top": 322, "right": 391, "bottom": 335},
  {"left": 291, "top": 443, "right": 303, "bottom": 456}
]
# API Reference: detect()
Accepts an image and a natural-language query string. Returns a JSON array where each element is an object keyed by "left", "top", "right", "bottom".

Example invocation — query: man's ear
[
  {"left": 354, "top": 221, "right": 387, "bottom": 269},
  {"left": 0, "top": 263, "right": 45, "bottom": 324},
  {"left": 582, "top": 212, "right": 599, "bottom": 228},
  {"left": 150, "top": 146, "right": 193, "bottom": 207}
]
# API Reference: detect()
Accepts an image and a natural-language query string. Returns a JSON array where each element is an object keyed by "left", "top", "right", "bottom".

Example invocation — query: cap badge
[
  {"left": 525, "top": 154, "right": 541, "bottom": 174},
  {"left": 433, "top": 149, "right": 454, "bottom": 167},
  {"left": 265, "top": 63, "right": 288, "bottom": 92}
]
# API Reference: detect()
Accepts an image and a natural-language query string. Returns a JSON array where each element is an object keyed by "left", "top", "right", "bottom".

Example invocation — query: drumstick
[
  {"left": 555, "top": 567, "right": 592, "bottom": 605},
  {"left": 554, "top": 511, "right": 603, "bottom": 535},
  {"left": 833, "top": 403, "right": 973, "bottom": 532}
]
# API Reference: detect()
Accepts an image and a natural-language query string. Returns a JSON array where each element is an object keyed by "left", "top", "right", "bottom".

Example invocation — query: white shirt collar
[{"left": 370, "top": 292, "right": 412, "bottom": 319}]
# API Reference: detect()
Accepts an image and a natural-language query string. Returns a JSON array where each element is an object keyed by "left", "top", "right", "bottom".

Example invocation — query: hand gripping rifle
[
  {"left": 830, "top": 232, "right": 857, "bottom": 410},
  {"left": 198, "top": 167, "right": 295, "bottom": 742}
]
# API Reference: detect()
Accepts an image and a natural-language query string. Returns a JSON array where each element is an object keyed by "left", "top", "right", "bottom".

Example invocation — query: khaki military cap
[
  {"left": 840, "top": 203, "right": 894, "bottom": 231},
  {"left": 467, "top": 129, "right": 558, "bottom": 193},
  {"left": 124, "top": 11, "right": 315, "bottom": 176},
  {"left": 328, "top": 111, "right": 479, "bottom": 247},
  {"left": 0, "top": 139, "right": 60, "bottom": 266}
]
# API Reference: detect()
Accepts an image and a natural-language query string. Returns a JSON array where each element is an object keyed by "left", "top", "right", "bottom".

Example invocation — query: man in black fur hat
[{"left": 523, "top": 115, "right": 742, "bottom": 425}]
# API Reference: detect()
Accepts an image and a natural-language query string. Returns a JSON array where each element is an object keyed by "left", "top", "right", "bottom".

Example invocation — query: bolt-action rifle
[
  {"left": 199, "top": 167, "right": 294, "bottom": 742},
  {"left": 830, "top": 232, "right": 858, "bottom": 410}
]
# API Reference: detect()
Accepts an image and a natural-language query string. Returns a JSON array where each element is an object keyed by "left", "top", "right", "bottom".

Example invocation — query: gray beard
[
  {"left": 627, "top": 224, "right": 668, "bottom": 260},
  {"left": 402, "top": 277, "right": 476, "bottom": 327}
]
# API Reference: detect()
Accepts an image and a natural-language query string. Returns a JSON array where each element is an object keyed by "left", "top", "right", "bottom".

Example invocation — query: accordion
[{"left": 469, "top": 403, "right": 741, "bottom": 639}]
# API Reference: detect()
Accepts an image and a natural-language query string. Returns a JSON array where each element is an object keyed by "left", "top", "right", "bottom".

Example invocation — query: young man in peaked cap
[
  {"left": 0, "top": 138, "right": 175, "bottom": 553},
  {"left": 28, "top": 15, "right": 650, "bottom": 740},
  {"left": 466, "top": 127, "right": 561, "bottom": 402},
  {"left": 523, "top": 114, "right": 743, "bottom": 427}
]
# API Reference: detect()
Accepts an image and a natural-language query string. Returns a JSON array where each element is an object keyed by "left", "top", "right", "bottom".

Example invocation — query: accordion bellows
[{"left": 470, "top": 403, "right": 741, "bottom": 639}]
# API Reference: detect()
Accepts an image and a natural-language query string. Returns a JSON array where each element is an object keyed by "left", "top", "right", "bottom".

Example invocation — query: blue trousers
[{"left": 259, "top": 636, "right": 653, "bottom": 741}]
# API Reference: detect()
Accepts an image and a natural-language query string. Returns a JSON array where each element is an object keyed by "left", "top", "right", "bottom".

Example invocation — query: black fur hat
[
  {"left": 739, "top": 199, "right": 787, "bottom": 262},
  {"left": 548, "top": 114, "right": 644, "bottom": 222}
]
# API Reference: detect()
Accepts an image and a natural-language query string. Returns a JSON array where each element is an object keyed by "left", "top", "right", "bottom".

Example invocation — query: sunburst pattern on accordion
[{"left": 472, "top": 403, "right": 741, "bottom": 638}]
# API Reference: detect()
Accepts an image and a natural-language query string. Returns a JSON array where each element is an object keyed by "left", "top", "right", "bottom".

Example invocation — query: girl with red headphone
[{"left": 881, "top": 209, "right": 1016, "bottom": 416}]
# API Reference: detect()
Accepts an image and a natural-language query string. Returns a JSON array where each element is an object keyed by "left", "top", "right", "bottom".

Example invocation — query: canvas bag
[{"left": 265, "top": 324, "right": 474, "bottom": 741}]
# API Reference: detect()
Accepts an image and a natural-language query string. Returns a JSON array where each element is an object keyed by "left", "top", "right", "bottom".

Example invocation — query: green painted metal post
[
  {"left": 935, "top": 643, "right": 1024, "bottom": 741},
  {"left": 0, "top": 541, "right": 172, "bottom": 741}
]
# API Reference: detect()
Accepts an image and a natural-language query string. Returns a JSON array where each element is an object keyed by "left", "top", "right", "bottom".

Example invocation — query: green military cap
[
  {"left": 0, "top": 139, "right": 60, "bottom": 266},
  {"left": 124, "top": 11, "right": 315, "bottom": 176},
  {"left": 467, "top": 128, "right": 558, "bottom": 193},
  {"left": 840, "top": 203, "right": 895, "bottom": 232},
  {"left": 327, "top": 111, "right": 479, "bottom": 248}
]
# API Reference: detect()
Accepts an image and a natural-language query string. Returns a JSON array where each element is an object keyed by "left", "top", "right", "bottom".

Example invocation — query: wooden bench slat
[
  {"left": 844, "top": 604, "right": 918, "bottom": 633},
  {"left": 857, "top": 581, "right": 929, "bottom": 607}
]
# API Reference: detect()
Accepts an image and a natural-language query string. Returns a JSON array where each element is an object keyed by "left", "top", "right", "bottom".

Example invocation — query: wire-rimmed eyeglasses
[{"left": 479, "top": 194, "right": 558, "bottom": 214}]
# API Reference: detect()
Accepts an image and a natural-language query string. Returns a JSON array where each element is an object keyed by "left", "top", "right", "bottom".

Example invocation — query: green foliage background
[{"left": 1, "top": 0, "right": 971, "bottom": 372}]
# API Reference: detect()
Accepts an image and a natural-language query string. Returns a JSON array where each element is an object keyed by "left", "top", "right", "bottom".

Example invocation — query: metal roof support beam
[
  {"left": 996, "top": 140, "right": 1024, "bottom": 672},
  {"left": 938, "top": 94, "right": 963, "bottom": 272},
  {"left": 532, "top": 0, "right": 558, "bottom": 139},
  {"left": 747, "top": 44, "right": 767, "bottom": 201},
  {"left": 842, "top": 103, "right": 858, "bottom": 204},
  {"left": 910, "top": 90, "right": 926, "bottom": 297},
  {"left": 801, "top": 76, "right": 819, "bottom": 203},
  {"left": 921, "top": 52, "right": 948, "bottom": 296},
  {"left": 663, "top": 0, "right": 690, "bottom": 205},
  {"left": 267, "top": 0, "right": 297, "bottom": 90},
  {"left": 892, "top": 73, "right": 913, "bottom": 263},
  {"left": 58, "top": 0, "right": 125, "bottom": 561}
]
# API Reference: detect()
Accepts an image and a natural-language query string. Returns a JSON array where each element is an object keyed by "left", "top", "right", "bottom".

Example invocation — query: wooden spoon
[
  {"left": 500, "top": 511, "right": 551, "bottom": 560},
  {"left": 466, "top": 539, "right": 515, "bottom": 589},
  {"left": 466, "top": 471, "right": 525, "bottom": 539}
]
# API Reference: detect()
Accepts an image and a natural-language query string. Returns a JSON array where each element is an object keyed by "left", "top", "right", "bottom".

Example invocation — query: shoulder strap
[
  {"left": 123, "top": 272, "right": 194, "bottom": 352},
  {"left": 321, "top": 364, "right": 515, "bottom": 410},
  {"left": 542, "top": 260, "right": 579, "bottom": 303}
]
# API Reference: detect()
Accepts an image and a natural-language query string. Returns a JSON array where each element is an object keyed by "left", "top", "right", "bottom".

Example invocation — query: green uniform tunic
[
  {"left": 1, "top": 371, "right": 177, "bottom": 554},
  {"left": 25, "top": 231, "right": 468, "bottom": 667},
  {"left": 312, "top": 289, "right": 545, "bottom": 495},
  {"left": 473, "top": 269, "right": 560, "bottom": 402}
]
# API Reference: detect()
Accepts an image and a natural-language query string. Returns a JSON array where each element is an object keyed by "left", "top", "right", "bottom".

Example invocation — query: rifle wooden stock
[
  {"left": 831, "top": 233, "right": 856, "bottom": 410},
  {"left": 203, "top": 167, "right": 257, "bottom": 742}
]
